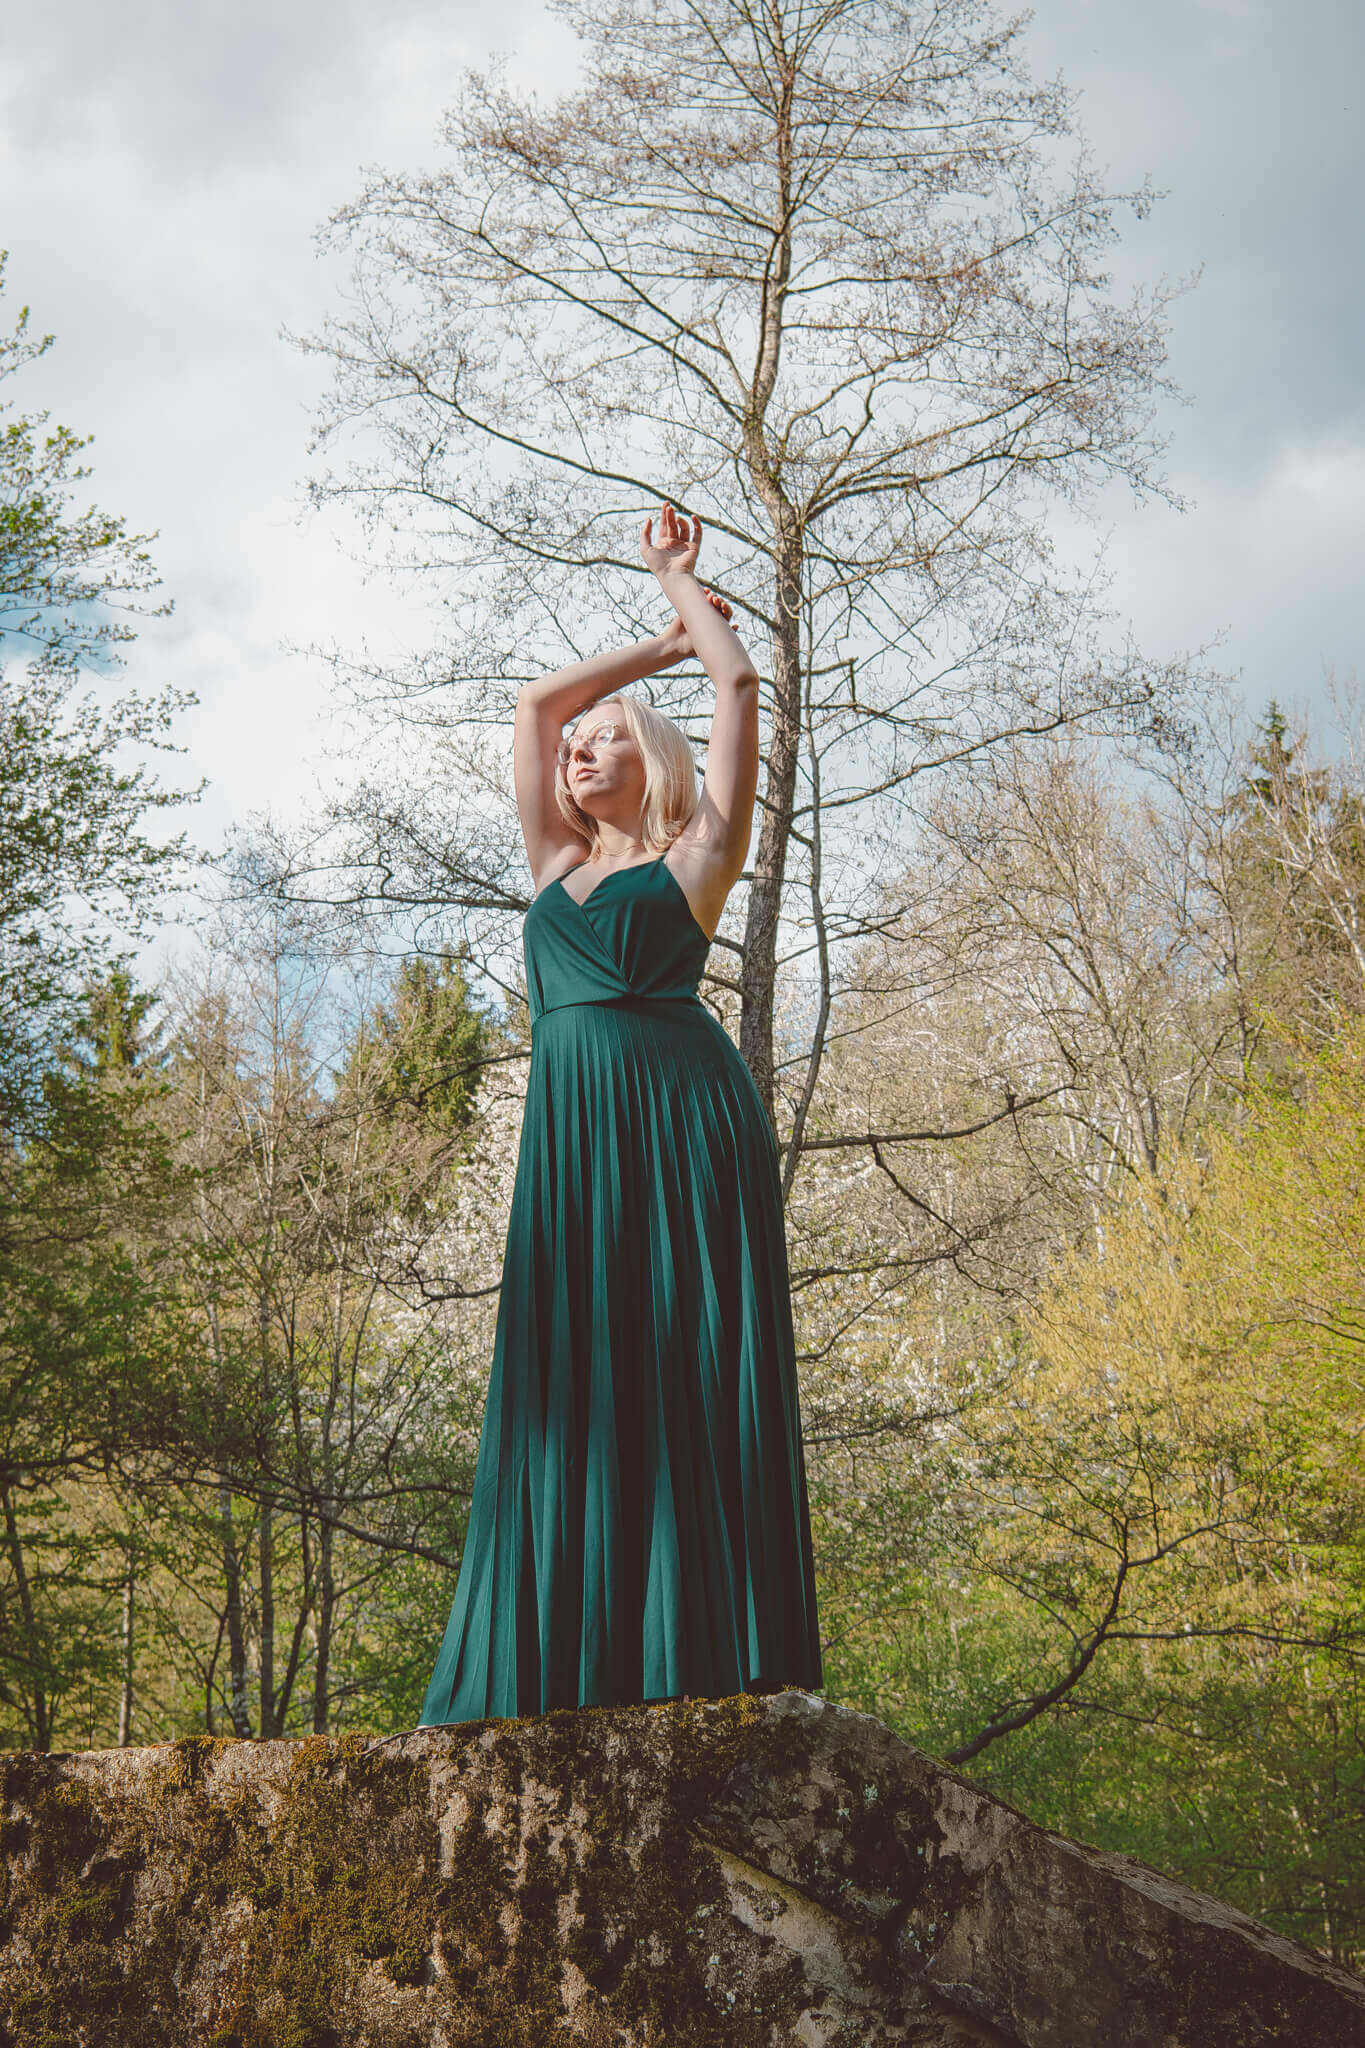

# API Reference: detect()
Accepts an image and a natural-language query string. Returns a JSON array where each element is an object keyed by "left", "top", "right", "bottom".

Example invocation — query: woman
[{"left": 418, "top": 501, "right": 824, "bottom": 1720}]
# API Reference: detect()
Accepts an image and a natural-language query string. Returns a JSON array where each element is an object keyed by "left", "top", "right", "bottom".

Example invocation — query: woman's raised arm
[{"left": 643, "top": 504, "right": 761, "bottom": 889}]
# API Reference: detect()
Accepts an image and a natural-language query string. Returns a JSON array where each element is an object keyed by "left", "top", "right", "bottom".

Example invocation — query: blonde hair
[{"left": 554, "top": 695, "right": 699, "bottom": 855}]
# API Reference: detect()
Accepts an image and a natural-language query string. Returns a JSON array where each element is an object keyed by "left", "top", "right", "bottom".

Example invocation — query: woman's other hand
[{"left": 654, "top": 587, "right": 733, "bottom": 668}]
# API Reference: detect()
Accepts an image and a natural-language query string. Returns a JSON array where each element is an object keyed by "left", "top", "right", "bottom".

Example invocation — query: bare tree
[
  {"left": 797, "top": 683, "right": 1365, "bottom": 1337},
  {"left": 135, "top": 905, "right": 504, "bottom": 1736},
  {"left": 787, "top": 695, "right": 1365, "bottom": 1770},
  {"left": 290, "top": 0, "right": 1195, "bottom": 1135}
]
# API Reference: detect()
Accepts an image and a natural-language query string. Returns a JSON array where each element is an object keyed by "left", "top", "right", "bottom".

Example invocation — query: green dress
[{"left": 419, "top": 851, "right": 823, "bottom": 1721}]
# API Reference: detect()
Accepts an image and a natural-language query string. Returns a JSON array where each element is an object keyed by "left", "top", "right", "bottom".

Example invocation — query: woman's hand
[
  {"left": 641, "top": 500, "right": 701, "bottom": 582},
  {"left": 653, "top": 587, "right": 733, "bottom": 668}
]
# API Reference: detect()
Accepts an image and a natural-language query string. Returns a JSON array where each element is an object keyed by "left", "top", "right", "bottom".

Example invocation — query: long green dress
[{"left": 418, "top": 851, "right": 823, "bottom": 1721}]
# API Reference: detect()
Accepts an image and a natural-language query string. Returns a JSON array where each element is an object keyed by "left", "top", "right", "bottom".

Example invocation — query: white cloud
[
  {"left": 0, "top": 0, "right": 1360, "bottom": 884},
  {"left": 1275, "top": 438, "right": 1365, "bottom": 515},
  {"left": 0, "top": 0, "right": 575, "bottom": 852}
]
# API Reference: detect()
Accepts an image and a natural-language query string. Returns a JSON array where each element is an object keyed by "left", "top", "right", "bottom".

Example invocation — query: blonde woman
[{"left": 418, "top": 503, "right": 823, "bottom": 1719}]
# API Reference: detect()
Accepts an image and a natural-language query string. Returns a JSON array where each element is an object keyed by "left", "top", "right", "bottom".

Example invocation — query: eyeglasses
[{"left": 556, "top": 721, "right": 626, "bottom": 767}]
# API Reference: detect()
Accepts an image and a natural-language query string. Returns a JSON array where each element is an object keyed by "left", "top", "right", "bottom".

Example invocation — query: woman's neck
[{"left": 591, "top": 831, "right": 650, "bottom": 863}]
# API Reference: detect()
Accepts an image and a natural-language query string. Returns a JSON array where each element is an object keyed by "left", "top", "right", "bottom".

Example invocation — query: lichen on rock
[{"left": 0, "top": 1691, "right": 1359, "bottom": 2046}]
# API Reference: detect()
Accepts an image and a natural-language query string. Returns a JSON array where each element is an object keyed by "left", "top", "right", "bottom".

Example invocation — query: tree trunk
[
  {"left": 738, "top": 55, "right": 800, "bottom": 1128},
  {"left": 0, "top": 1482, "right": 50, "bottom": 1751},
  {"left": 220, "top": 1477, "right": 252, "bottom": 1738},
  {"left": 258, "top": 1501, "right": 277, "bottom": 1738},
  {"left": 311, "top": 1515, "right": 335, "bottom": 1735},
  {"left": 741, "top": 523, "right": 804, "bottom": 1128},
  {"left": 118, "top": 1540, "right": 135, "bottom": 1747}
]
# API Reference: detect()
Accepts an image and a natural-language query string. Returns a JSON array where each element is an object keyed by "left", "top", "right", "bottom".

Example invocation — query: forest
[{"left": 1, "top": 0, "right": 1360, "bottom": 1975}]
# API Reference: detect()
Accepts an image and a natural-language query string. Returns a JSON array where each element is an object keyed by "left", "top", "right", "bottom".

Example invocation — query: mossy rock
[{"left": 0, "top": 1693, "right": 1358, "bottom": 2046}]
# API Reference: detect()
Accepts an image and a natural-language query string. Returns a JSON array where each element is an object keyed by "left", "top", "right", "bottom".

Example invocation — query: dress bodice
[{"left": 524, "top": 855, "right": 712, "bottom": 1026}]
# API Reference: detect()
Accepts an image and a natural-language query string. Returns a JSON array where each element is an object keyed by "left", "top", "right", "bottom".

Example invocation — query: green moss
[
  {"left": 0, "top": 1693, "right": 820, "bottom": 2046},
  {"left": 0, "top": 1770, "right": 138, "bottom": 2041},
  {"left": 191, "top": 1735, "right": 447, "bottom": 2043}
]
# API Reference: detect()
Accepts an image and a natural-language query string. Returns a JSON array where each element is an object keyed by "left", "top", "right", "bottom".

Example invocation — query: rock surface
[{"left": 0, "top": 1689, "right": 1360, "bottom": 2046}]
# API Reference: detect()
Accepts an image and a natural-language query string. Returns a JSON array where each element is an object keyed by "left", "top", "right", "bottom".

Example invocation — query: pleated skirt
[{"left": 418, "top": 994, "right": 823, "bottom": 1722}]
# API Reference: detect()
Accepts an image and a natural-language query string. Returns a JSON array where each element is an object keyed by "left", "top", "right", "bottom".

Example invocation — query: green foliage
[
  {"left": 0, "top": 260, "right": 195, "bottom": 1140},
  {"left": 0, "top": 251, "right": 166, "bottom": 674},
  {"left": 816, "top": 1015, "right": 1365, "bottom": 1961},
  {"left": 350, "top": 949, "right": 497, "bottom": 1135},
  {"left": 0, "top": 663, "right": 193, "bottom": 1135},
  {"left": 336, "top": 947, "right": 503, "bottom": 1224},
  {"left": 0, "top": 981, "right": 188, "bottom": 1748},
  {"left": 65, "top": 968, "right": 165, "bottom": 1079},
  {"left": 67, "top": 922, "right": 506, "bottom": 1745},
  {"left": 0, "top": 267, "right": 197, "bottom": 1746}
]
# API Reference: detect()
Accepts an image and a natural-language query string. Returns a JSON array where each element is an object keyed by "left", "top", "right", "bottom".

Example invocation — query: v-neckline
[
  {"left": 552, "top": 852, "right": 665, "bottom": 912},
  {"left": 546, "top": 852, "right": 711, "bottom": 943}
]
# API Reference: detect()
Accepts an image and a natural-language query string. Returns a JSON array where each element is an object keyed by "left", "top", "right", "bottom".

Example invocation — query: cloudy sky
[{"left": 2, "top": 0, "right": 1361, "bottom": 855}]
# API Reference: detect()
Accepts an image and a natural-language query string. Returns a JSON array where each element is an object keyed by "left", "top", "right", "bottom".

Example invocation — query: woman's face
[{"left": 563, "top": 701, "right": 646, "bottom": 818}]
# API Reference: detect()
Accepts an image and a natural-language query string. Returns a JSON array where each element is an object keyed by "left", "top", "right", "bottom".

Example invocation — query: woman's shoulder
[
  {"left": 661, "top": 830, "right": 742, "bottom": 939},
  {"left": 532, "top": 845, "right": 593, "bottom": 896}
]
